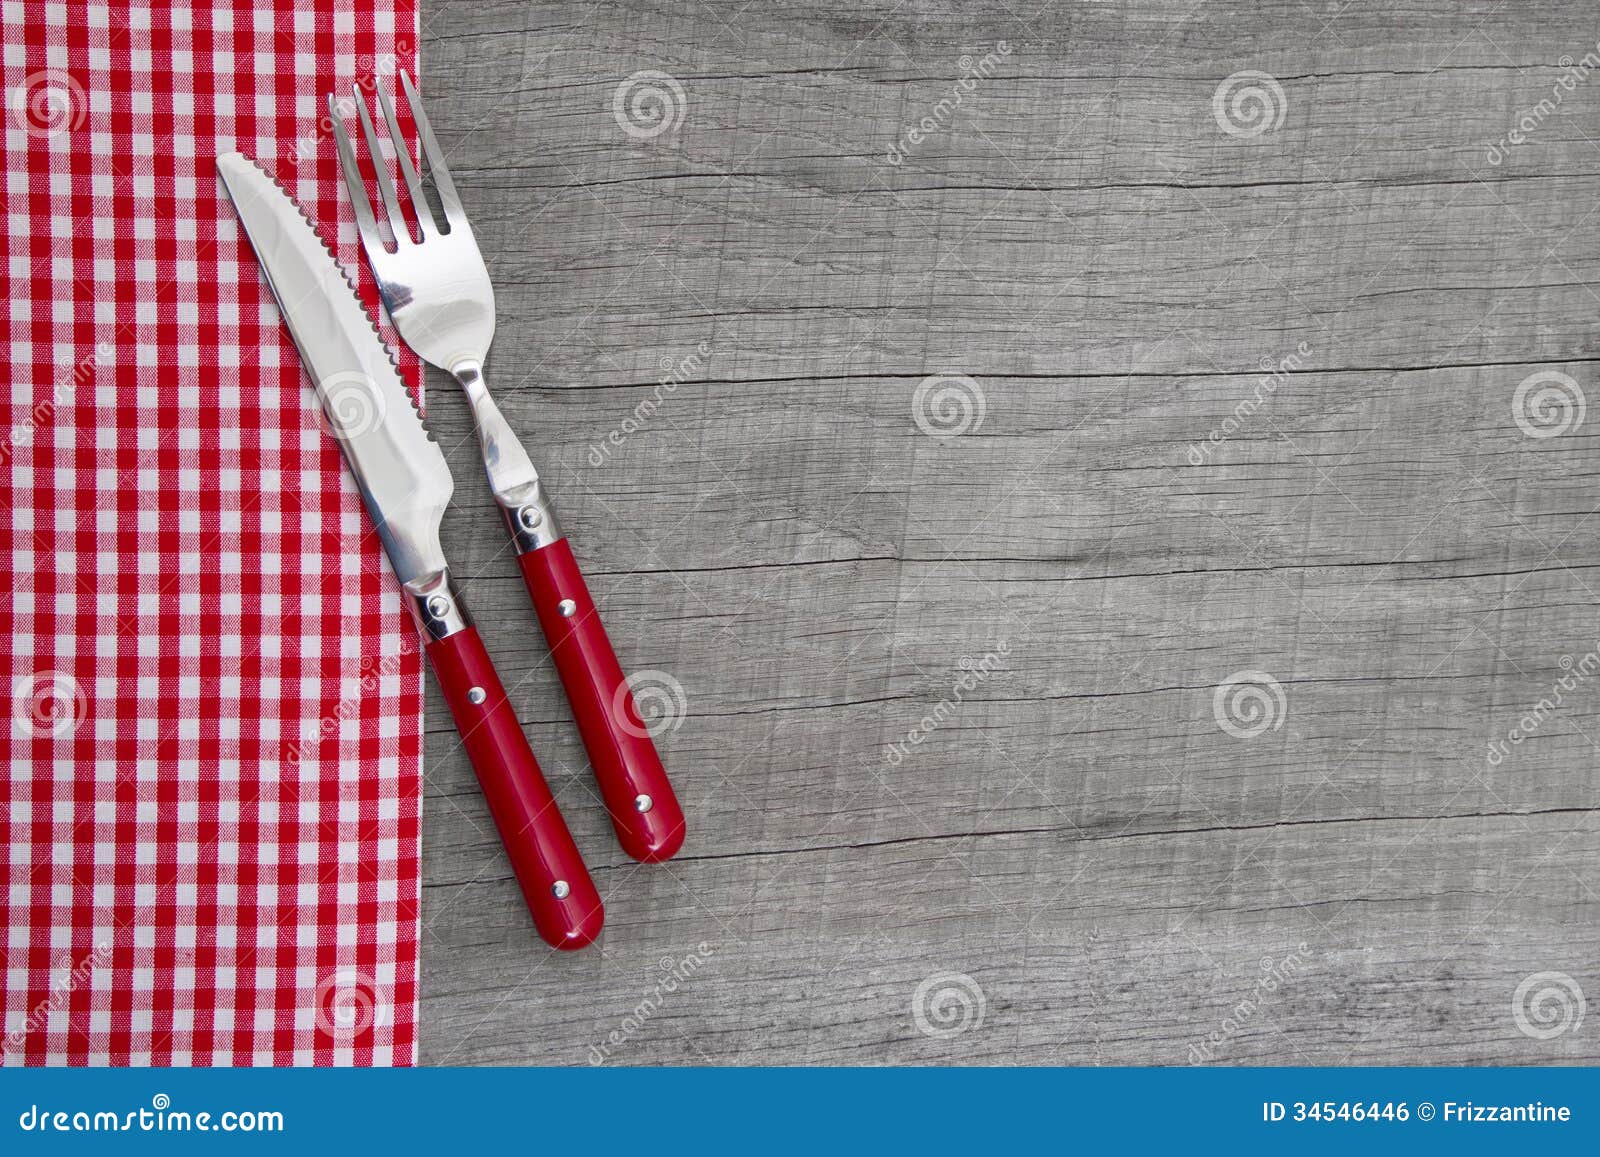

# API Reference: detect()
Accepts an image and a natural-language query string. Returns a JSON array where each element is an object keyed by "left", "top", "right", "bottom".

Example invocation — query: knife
[{"left": 216, "top": 152, "right": 603, "bottom": 950}]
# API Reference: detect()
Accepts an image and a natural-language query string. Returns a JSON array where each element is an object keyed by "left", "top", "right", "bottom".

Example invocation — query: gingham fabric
[{"left": 1, "top": 0, "right": 423, "bottom": 1065}]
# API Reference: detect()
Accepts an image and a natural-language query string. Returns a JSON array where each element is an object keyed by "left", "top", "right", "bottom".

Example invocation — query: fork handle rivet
[{"left": 557, "top": 598, "right": 577, "bottom": 618}]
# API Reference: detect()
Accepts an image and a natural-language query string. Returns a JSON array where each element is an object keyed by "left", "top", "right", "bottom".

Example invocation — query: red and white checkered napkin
[{"left": 1, "top": 0, "right": 424, "bottom": 1064}]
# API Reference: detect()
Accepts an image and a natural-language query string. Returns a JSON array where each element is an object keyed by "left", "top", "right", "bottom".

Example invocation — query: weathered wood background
[{"left": 413, "top": 0, "right": 1600, "bottom": 1064}]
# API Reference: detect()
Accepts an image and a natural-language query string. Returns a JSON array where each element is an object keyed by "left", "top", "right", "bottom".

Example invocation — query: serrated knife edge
[{"left": 216, "top": 151, "right": 452, "bottom": 593}]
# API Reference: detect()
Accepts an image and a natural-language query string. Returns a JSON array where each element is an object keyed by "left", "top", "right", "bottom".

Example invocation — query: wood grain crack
[{"left": 421, "top": 805, "right": 1599, "bottom": 887}]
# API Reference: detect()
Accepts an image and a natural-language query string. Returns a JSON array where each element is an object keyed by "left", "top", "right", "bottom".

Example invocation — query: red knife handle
[
  {"left": 426, "top": 624, "right": 604, "bottom": 949},
  {"left": 518, "top": 537, "right": 686, "bottom": 862}
]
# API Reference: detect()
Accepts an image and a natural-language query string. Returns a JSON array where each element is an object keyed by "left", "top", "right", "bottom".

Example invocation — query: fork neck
[{"left": 450, "top": 359, "right": 564, "bottom": 554}]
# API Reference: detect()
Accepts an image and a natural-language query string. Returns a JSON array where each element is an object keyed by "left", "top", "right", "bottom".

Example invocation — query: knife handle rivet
[
  {"left": 467, "top": 686, "right": 486, "bottom": 705},
  {"left": 426, "top": 593, "right": 452, "bottom": 620},
  {"left": 634, "top": 794, "right": 653, "bottom": 813},
  {"left": 551, "top": 880, "right": 571, "bottom": 899},
  {"left": 519, "top": 506, "right": 543, "bottom": 531},
  {"left": 557, "top": 598, "right": 577, "bottom": 618}
]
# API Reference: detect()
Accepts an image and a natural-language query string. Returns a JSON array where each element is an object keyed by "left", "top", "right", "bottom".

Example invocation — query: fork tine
[
  {"left": 398, "top": 71, "right": 465, "bottom": 225},
  {"left": 329, "top": 93, "right": 386, "bottom": 259},
  {"left": 375, "top": 82, "right": 435, "bottom": 236},
  {"left": 353, "top": 84, "right": 412, "bottom": 246}
]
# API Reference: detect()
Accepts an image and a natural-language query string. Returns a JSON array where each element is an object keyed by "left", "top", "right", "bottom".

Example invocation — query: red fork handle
[
  {"left": 519, "top": 538, "right": 687, "bottom": 862},
  {"left": 426, "top": 625, "right": 604, "bottom": 949}
]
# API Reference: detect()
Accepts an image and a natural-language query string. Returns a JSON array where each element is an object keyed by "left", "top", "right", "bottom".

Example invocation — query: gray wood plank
[{"left": 412, "top": 0, "right": 1600, "bottom": 1064}]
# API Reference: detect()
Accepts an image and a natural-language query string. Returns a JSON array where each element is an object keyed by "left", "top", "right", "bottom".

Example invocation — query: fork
[{"left": 330, "top": 73, "right": 686, "bottom": 863}]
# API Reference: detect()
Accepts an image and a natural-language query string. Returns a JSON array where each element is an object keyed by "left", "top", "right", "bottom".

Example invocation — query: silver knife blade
[{"left": 216, "top": 151, "right": 451, "bottom": 591}]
